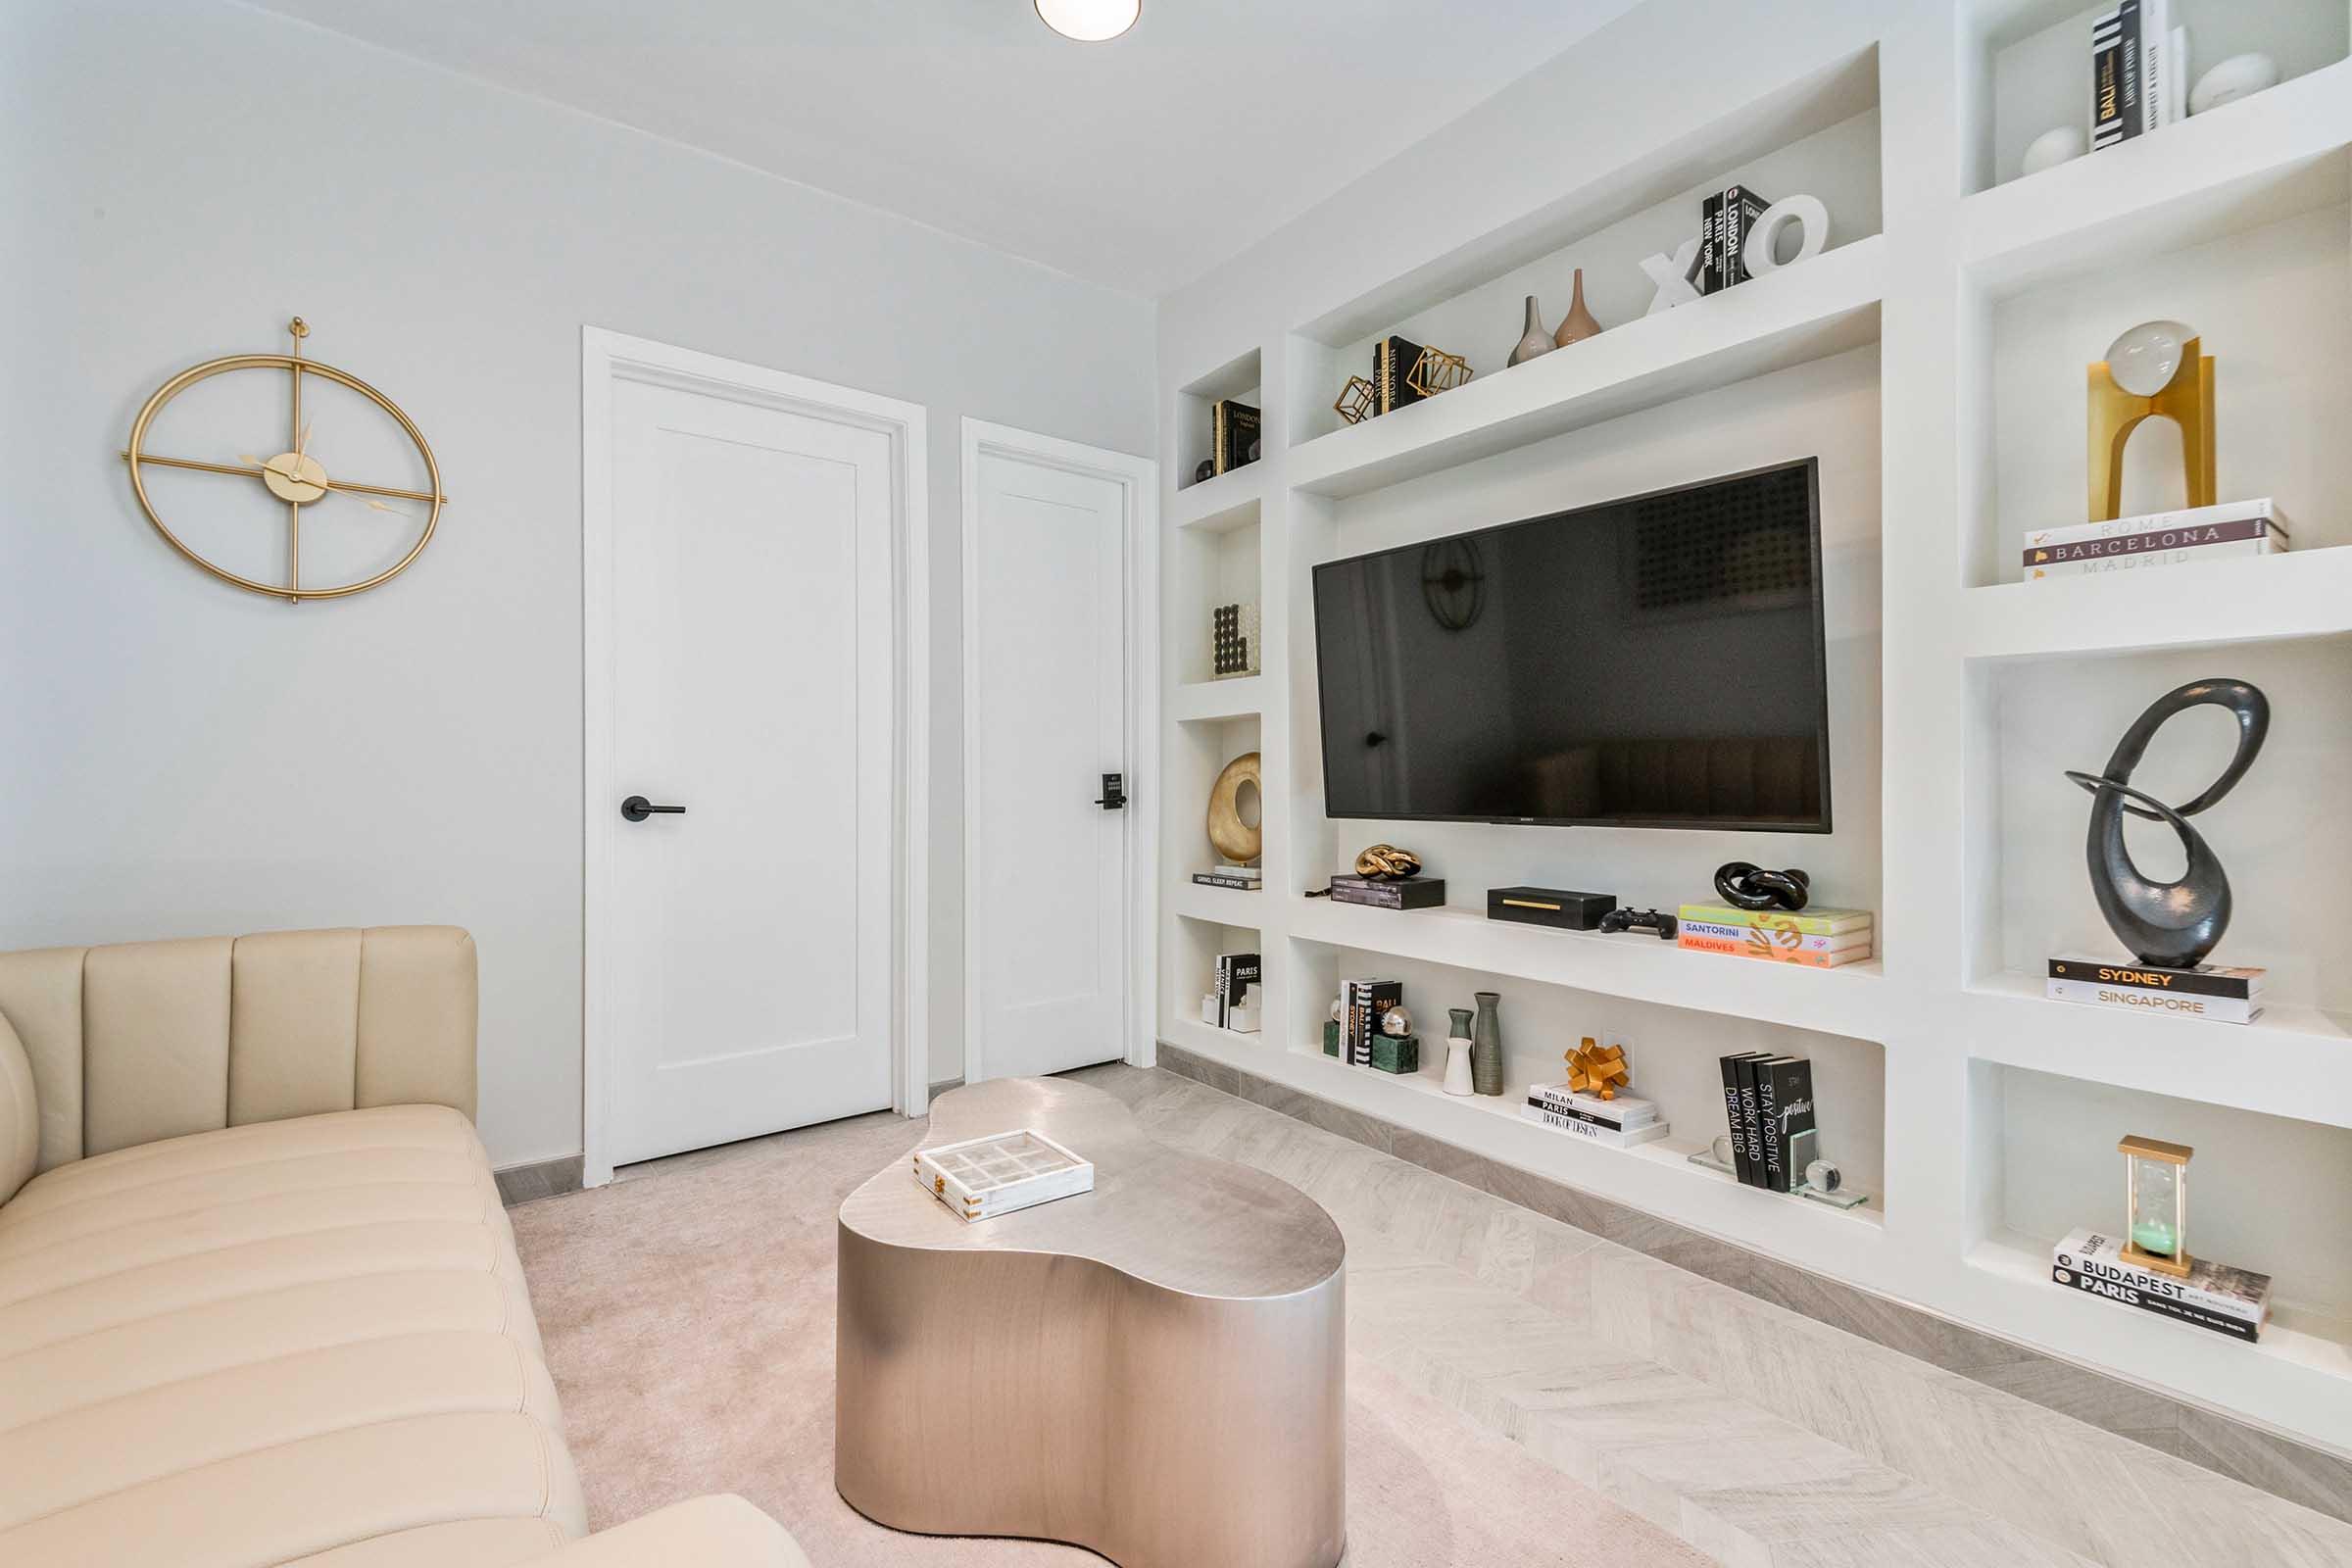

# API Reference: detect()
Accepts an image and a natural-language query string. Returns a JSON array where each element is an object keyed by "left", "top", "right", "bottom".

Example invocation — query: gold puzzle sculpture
[
  {"left": 1404, "top": 345, "right": 1472, "bottom": 399},
  {"left": 1333, "top": 374, "right": 1378, "bottom": 425},
  {"left": 2087, "top": 320, "right": 2215, "bottom": 522},
  {"left": 1565, "top": 1038, "right": 1628, "bottom": 1100}
]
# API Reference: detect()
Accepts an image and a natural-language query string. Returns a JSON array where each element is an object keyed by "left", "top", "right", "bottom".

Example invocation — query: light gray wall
[{"left": 0, "top": 0, "right": 1156, "bottom": 1165}]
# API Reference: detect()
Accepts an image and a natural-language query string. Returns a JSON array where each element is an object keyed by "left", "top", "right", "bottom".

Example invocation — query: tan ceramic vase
[{"left": 1553, "top": 268, "right": 1601, "bottom": 347}]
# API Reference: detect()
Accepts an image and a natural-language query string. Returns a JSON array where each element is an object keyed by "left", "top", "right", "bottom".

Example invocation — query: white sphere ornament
[
  {"left": 2021, "top": 124, "right": 2086, "bottom": 175},
  {"left": 2189, "top": 53, "right": 2278, "bottom": 117},
  {"left": 2105, "top": 319, "right": 2195, "bottom": 397},
  {"left": 1035, "top": 0, "right": 1140, "bottom": 42},
  {"left": 1742, "top": 195, "right": 1829, "bottom": 277}
]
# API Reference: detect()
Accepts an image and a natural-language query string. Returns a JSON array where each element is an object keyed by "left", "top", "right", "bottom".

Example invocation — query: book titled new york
[
  {"left": 1373, "top": 336, "right": 1428, "bottom": 416},
  {"left": 1707, "top": 184, "right": 1770, "bottom": 293},
  {"left": 2046, "top": 956, "right": 2264, "bottom": 1001},
  {"left": 1209, "top": 399, "right": 1260, "bottom": 475}
]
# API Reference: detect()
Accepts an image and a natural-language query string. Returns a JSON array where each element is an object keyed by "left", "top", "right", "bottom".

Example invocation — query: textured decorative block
[
  {"left": 1323, "top": 1019, "right": 1341, "bottom": 1057},
  {"left": 1370, "top": 1034, "right": 1420, "bottom": 1075}
]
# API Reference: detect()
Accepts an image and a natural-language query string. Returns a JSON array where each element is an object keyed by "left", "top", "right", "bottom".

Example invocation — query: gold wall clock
[{"left": 119, "top": 317, "right": 448, "bottom": 603}]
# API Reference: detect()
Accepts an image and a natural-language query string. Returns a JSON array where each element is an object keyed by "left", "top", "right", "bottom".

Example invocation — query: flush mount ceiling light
[{"left": 1035, "top": 0, "right": 1139, "bottom": 42}]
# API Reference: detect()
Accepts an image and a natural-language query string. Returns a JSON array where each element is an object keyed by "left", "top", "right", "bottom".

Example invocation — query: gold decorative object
[
  {"left": 1403, "top": 345, "right": 1471, "bottom": 399},
  {"left": 2119, "top": 1134, "right": 2194, "bottom": 1279},
  {"left": 120, "top": 317, "right": 448, "bottom": 603},
  {"left": 2088, "top": 320, "right": 2214, "bottom": 522},
  {"left": 1207, "top": 752, "right": 1262, "bottom": 863},
  {"left": 1352, "top": 843, "right": 1420, "bottom": 880},
  {"left": 1565, "top": 1037, "right": 1628, "bottom": 1100},
  {"left": 1334, "top": 374, "right": 1378, "bottom": 425}
]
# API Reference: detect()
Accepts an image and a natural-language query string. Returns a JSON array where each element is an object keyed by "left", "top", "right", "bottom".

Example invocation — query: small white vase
[{"left": 1443, "top": 1038, "right": 1475, "bottom": 1096}]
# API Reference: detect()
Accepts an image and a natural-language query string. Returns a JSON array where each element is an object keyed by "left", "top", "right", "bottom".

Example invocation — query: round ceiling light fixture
[{"left": 1035, "top": 0, "right": 1139, "bottom": 42}]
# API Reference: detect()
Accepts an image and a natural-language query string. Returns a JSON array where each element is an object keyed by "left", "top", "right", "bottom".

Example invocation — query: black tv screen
[{"left": 1311, "top": 459, "right": 1831, "bottom": 832}]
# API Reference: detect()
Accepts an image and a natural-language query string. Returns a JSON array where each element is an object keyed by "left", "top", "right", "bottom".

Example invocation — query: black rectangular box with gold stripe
[{"left": 1487, "top": 886, "right": 1616, "bottom": 931}]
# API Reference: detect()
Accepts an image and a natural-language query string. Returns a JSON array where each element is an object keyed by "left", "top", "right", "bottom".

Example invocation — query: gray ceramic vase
[
  {"left": 1507, "top": 296, "right": 1552, "bottom": 367},
  {"left": 1471, "top": 992, "right": 1504, "bottom": 1097}
]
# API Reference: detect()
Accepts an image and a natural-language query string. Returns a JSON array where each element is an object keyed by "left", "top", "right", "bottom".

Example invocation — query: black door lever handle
[{"left": 621, "top": 795, "right": 686, "bottom": 822}]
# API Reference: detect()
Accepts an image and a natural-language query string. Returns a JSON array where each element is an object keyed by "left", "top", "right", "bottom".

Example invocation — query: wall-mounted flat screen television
[{"left": 1311, "top": 458, "right": 1831, "bottom": 833}]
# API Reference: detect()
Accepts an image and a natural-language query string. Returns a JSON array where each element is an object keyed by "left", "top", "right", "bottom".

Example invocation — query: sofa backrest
[{"left": 0, "top": 926, "right": 476, "bottom": 1175}]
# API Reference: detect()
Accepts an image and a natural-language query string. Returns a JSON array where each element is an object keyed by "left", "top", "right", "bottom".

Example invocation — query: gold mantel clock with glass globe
[{"left": 119, "top": 318, "right": 448, "bottom": 603}]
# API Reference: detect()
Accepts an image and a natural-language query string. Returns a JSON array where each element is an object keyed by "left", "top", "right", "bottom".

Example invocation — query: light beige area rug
[{"left": 511, "top": 1102, "right": 1711, "bottom": 1567}]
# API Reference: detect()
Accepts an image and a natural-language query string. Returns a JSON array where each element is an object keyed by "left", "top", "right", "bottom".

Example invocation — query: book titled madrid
[
  {"left": 2024, "top": 507, "right": 2287, "bottom": 578},
  {"left": 2052, "top": 1227, "right": 2271, "bottom": 1341}
]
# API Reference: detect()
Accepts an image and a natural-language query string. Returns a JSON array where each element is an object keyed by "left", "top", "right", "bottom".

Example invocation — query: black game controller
[{"left": 1598, "top": 906, "right": 1678, "bottom": 940}]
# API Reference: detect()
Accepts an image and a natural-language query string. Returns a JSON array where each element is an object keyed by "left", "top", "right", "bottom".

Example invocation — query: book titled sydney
[{"left": 2052, "top": 1227, "right": 2271, "bottom": 1341}]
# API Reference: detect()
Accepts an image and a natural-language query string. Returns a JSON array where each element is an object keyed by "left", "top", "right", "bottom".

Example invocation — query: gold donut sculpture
[{"left": 1207, "top": 752, "right": 1262, "bottom": 863}]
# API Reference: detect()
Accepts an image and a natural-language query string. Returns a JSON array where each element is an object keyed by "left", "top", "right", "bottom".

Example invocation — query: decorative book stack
[
  {"left": 1327, "top": 874, "right": 1445, "bottom": 910},
  {"left": 2052, "top": 1227, "right": 2271, "bottom": 1341},
  {"left": 1695, "top": 183, "right": 1770, "bottom": 293},
  {"left": 2090, "top": 0, "right": 2186, "bottom": 154},
  {"left": 1193, "top": 863, "right": 1262, "bottom": 891},
  {"left": 1717, "top": 1053, "right": 1816, "bottom": 1191},
  {"left": 2024, "top": 499, "right": 2286, "bottom": 580},
  {"left": 1341, "top": 978, "right": 1402, "bottom": 1069},
  {"left": 2045, "top": 956, "right": 2265, "bottom": 1025},
  {"left": 1207, "top": 953, "right": 1261, "bottom": 1033},
  {"left": 1522, "top": 1084, "right": 1668, "bottom": 1149},
  {"left": 1677, "top": 904, "right": 1873, "bottom": 967}
]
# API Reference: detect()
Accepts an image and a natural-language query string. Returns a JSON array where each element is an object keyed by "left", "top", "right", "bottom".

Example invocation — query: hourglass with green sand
[{"left": 2119, "top": 1135, "right": 2194, "bottom": 1279}]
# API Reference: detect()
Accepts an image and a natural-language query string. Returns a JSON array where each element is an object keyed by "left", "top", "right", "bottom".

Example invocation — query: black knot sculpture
[
  {"left": 2065, "top": 677, "right": 2268, "bottom": 969},
  {"left": 1713, "top": 862, "right": 1811, "bottom": 911}
]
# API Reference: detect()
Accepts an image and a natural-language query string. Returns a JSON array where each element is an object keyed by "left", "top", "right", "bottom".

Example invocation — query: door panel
[
  {"left": 608, "top": 378, "right": 895, "bottom": 1165},
  {"left": 970, "top": 450, "right": 1128, "bottom": 1079}
]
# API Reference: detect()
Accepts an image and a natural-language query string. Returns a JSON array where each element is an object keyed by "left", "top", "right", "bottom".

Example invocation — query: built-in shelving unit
[{"left": 1154, "top": 0, "right": 2352, "bottom": 1451}]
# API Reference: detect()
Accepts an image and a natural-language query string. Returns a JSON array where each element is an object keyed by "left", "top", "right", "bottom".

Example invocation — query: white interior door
[
  {"left": 968, "top": 442, "right": 1131, "bottom": 1080},
  {"left": 604, "top": 376, "right": 896, "bottom": 1166}
]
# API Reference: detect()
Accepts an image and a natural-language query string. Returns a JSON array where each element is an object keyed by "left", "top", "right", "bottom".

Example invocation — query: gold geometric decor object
[
  {"left": 2087, "top": 320, "right": 2214, "bottom": 522},
  {"left": 1334, "top": 374, "right": 1379, "bottom": 425},
  {"left": 1207, "top": 751, "right": 1263, "bottom": 863},
  {"left": 1352, "top": 843, "right": 1421, "bottom": 880},
  {"left": 1565, "top": 1037, "right": 1628, "bottom": 1100},
  {"left": 1404, "top": 345, "right": 1472, "bottom": 399},
  {"left": 119, "top": 317, "right": 449, "bottom": 603}
]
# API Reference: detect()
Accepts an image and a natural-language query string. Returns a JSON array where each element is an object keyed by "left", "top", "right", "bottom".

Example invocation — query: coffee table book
[
  {"left": 2051, "top": 1227, "right": 2271, "bottom": 1341},
  {"left": 913, "top": 1129, "right": 1096, "bottom": 1223},
  {"left": 1523, "top": 1102, "right": 1670, "bottom": 1148},
  {"left": 1328, "top": 875, "right": 1446, "bottom": 910}
]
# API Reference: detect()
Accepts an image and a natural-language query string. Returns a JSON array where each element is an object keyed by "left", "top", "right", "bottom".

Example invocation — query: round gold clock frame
[{"left": 119, "top": 318, "right": 448, "bottom": 603}]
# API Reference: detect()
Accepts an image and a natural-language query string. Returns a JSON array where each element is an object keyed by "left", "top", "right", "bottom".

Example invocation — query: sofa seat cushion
[{"left": 0, "top": 1103, "right": 588, "bottom": 1565}]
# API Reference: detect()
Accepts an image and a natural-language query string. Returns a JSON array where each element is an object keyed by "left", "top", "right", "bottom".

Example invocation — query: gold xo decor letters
[
  {"left": 119, "top": 317, "right": 448, "bottom": 603},
  {"left": 1206, "top": 752, "right": 1262, "bottom": 863},
  {"left": 2087, "top": 319, "right": 2214, "bottom": 522}
]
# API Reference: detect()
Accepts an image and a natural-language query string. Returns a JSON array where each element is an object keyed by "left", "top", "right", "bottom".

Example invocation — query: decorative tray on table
[{"left": 912, "top": 1128, "right": 1096, "bottom": 1223}]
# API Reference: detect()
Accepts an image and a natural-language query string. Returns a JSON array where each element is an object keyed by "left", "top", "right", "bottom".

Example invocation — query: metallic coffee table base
[{"left": 836, "top": 1076, "right": 1347, "bottom": 1568}]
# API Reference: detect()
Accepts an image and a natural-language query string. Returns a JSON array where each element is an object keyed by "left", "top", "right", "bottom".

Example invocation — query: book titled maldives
[{"left": 1679, "top": 927, "right": 1874, "bottom": 967}]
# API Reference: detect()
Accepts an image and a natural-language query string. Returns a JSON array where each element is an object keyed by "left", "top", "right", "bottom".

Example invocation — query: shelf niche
[
  {"left": 1967, "top": 0, "right": 2349, "bottom": 195},
  {"left": 1174, "top": 347, "right": 1263, "bottom": 494},
  {"left": 1167, "top": 912, "right": 1265, "bottom": 1049}
]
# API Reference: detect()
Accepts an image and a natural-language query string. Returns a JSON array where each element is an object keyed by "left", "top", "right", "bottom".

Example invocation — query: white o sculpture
[
  {"left": 1741, "top": 194, "right": 1830, "bottom": 277},
  {"left": 1640, "top": 236, "right": 1702, "bottom": 315},
  {"left": 2189, "top": 53, "right": 2279, "bottom": 116}
]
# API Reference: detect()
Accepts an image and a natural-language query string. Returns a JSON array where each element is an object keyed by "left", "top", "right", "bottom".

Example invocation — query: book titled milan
[
  {"left": 2023, "top": 499, "right": 2286, "bottom": 579},
  {"left": 1528, "top": 1083, "right": 1660, "bottom": 1129},
  {"left": 1343, "top": 978, "right": 1401, "bottom": 1067},
  {"left": 2052, "top": 1227, "right": 2270, "bottom": 1341},
  {"left": 1522, "top": 1102, "right": 1670, "bottom": 1149}
]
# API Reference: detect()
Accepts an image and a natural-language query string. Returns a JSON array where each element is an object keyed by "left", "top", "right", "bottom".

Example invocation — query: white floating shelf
[
  {"left": 1960, "top": 547, "right": 2352, "bottom": 661},
  {"left": 1967, "top": 1230, "right": 2352, "bottom": 1424},
  {"left": 1170, "top": 879, "right": 1263, "bottom": 926},
  {"left": 1168, "top": 675, "right": 1263, "bottom": 723},
  {"left": 1286, "top": 236, "right": 1886, "bottom": 498},
  {"left": 1961, "top": 62, "right": 2352, "bottom": 295},
  {"left": 1170, "top": 466, "right": 1263, "bottom": 530},
  {"left": 1289, "top": 897, "right": 1886, "bottom": 1041},
  {"left": 1963, "top": 972, "right": 2352, "bottom": 1129}
]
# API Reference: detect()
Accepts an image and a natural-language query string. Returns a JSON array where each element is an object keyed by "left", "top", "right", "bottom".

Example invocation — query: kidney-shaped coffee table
[{"left": 835, "top": 1074, "right": 1346, "bottom": 1568}]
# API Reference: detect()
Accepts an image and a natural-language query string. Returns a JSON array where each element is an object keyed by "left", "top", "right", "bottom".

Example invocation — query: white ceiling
[{"left": 248, "top": 0, "right": 1642, "bottom": 297}]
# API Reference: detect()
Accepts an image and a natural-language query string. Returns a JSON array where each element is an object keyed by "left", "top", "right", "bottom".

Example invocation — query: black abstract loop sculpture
[
  {"left": 1713, "top": 862, "right": 1811, "bottom": 911},
  {"left": 2064, "top": 677, "right": 2268, "bottom": 969}
]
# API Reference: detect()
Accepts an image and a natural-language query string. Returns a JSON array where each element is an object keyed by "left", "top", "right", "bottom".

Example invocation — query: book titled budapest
[
  {"left": 2052, "top": 1227, "right": 2271, "bottom": 1341},
  {"left": 1523, "top": 1102, "right": 1670, "bottom": 1149}
]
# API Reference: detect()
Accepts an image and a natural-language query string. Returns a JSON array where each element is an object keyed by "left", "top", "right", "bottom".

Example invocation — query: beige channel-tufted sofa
[{"left": 0, "top": 925, "right": 809, "bottom": 1567}]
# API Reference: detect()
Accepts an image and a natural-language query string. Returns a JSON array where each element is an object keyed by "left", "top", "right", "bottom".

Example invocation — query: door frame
[
  {"left": 580, "top": 327, "right": 930, "bottom": 1188},
  {"left": 958, "top": 417, "right": 1158, "bottom": 1086}
]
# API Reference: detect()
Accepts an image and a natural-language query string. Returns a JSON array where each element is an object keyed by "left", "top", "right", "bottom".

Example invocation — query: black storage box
[{"left": 1487, "top": 886, "right": 1616, "bottom": 930}]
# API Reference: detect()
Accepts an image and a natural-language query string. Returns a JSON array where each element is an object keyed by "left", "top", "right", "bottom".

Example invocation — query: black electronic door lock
[{"left": 1094, "top": 773, "right": 1127, "bottom": 810}]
